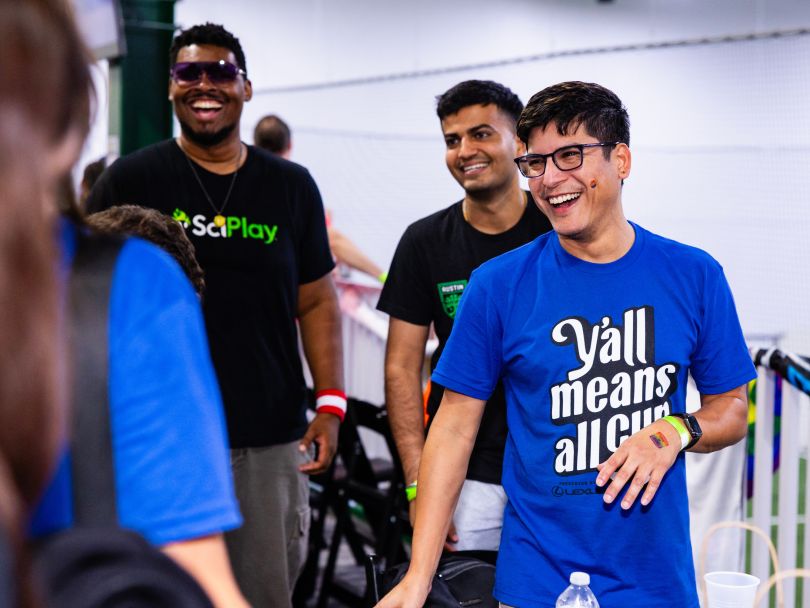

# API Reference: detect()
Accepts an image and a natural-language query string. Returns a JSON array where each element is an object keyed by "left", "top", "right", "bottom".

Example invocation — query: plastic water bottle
[{"left": 555, "top": 572, "right": 600, "bottom": 607}]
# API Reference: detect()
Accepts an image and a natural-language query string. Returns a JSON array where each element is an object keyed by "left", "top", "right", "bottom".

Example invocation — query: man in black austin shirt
[{"left": 378, "top": 80, "right": 551, "bottom": 550}]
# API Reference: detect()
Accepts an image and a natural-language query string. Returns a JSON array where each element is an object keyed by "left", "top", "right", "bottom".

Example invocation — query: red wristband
[{"left": 316, "top": 389, "right": 346, "bottom": 421}]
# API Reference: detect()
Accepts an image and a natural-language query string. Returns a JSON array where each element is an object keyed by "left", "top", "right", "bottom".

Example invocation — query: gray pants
[
  {"left": 453, "top": 479, "right": 507, "bottom": 551},
  {"left": 225, "top": 441, "right": 311, "bottom": 608}
]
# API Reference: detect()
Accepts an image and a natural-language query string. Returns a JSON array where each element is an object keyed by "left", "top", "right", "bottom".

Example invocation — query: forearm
[
  {"left": 350, "top": 255, "right": 383, "bottom": 280},
  {"left": 328, "top": 228, "right": 383, "bottom": 279},
  {"left": 161, "top": 534, "right": 249, "bottom": 608},
  {"left": 597, "top": 385, "right": 750, "bottom": 510},
  {"left": 299, "top": 278, "right": 344, "bottom": 391},
  {"left": 385, "top": 365, "right": 426, "bottom": 483},
  {"left": 408, "top": 391, "right": 481, "bottom": 581},
  {"left": 690, "top": 384, "right": 749, "bottom": 453}
]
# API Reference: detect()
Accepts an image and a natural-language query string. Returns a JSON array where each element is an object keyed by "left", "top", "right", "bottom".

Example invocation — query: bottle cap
[{"left": 570, "top": 572, "right": 590, "bottom": 586}]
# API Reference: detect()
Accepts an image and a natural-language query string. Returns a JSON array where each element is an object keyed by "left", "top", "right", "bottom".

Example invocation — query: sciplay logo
[{"left": 172, "top": 208, "right": 278, "bottom": 244}]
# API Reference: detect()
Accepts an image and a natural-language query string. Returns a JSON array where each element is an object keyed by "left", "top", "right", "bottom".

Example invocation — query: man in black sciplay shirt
[
  {"left": 377, "top": 80, "right": 551, "bottom": 550},
  {"left": 87, "top": 24, "right": 344, "bottom": 608}
]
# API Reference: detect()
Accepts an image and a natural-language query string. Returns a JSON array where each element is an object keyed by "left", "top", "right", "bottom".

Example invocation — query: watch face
[{"left": 683, "top": 414, "right": 702, "bottom": 437}]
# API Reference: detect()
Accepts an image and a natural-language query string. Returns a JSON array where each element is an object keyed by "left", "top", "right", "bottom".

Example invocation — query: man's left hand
[
  {"left": 595, "top": 418, "right": 681, "bottom": 510},
  {"left": 299, "top": 412, "right": 340, "bottom": 475}
]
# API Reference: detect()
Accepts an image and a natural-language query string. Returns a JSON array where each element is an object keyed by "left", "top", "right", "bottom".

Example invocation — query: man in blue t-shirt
[
  {"left": 376, "top": 82, "right": 755, "bottom": 608},
  {"left": 32, "top": 223, "right": 246, "bottom": 607}
]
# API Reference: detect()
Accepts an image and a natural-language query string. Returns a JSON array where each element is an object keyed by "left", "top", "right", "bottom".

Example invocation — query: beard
[
  {"left": 461, "top": 177, "right": 511, "bottom": 201},
  {"left": 178, "top": 118, "right": 237, "bottom": 148}
]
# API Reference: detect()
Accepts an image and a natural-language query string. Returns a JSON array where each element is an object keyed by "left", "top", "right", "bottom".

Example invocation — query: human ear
[
  {"left": 514, "top": 134, "right": 526, "bottom": 156},
  {"left": 615, "top": 143, "right": 631, "bottom": 180}
]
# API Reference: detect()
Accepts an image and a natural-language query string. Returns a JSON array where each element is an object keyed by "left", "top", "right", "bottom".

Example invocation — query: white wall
[
  {"left": 174, "top": 0, "right": 810, "bottom": 349},
  {"left": 75, "top": 60, "right": 111, "bottom": 189}
]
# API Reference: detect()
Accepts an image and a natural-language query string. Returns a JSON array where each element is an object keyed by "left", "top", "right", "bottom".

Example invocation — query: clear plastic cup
[{"left": 704, "top": 571, "right": 760, "bottom": 608}]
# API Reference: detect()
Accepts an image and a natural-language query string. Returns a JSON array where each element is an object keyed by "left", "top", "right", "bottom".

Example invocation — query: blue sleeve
[
  {"left": 109, "top": 239, "right": 241, "bottom": 545},
  {"left": 432, "top": 269, "right": 503, "bottom": 400},
  {"left": 690, "top": 260, "right": 756, "bottom": 394}
]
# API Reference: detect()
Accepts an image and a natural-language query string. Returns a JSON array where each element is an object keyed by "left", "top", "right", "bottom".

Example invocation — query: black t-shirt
[
  {"left": 377, "top": 195, "right": 552, "bottom": 484},
  {"left": 86, "top": 140, "right": 335, "bottom": 448}
]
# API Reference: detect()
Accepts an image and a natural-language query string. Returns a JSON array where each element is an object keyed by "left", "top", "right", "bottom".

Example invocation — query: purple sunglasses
[{"left": 170, "top": 60, "right": 246, "bottom": 85}]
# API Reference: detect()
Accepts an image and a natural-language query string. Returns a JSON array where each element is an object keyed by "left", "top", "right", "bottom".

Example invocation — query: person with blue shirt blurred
[
  {"left": 14, "top": 3, "right": 247, "bottom": 606},
  {"left": 376, "top": 81, "right": 755, "bottom": 608}
]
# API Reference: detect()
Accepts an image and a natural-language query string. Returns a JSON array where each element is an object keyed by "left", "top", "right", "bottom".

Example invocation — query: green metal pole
[{"left": 113, "top": 0, "right": 176, "bottom": 156}]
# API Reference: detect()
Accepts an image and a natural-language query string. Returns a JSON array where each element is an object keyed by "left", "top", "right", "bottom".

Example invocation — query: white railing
[
  {"left": 307, "top": 278, "right": 437, "bottom": 405},
  {"left": 335, "top": 280, "right": 388, "bottom": 405},
  {"left": 748, "top": 349, "right": 810, "bottom": 607},
  {"left": 300, "top": 279, "right": 387, "bottom": 403}
]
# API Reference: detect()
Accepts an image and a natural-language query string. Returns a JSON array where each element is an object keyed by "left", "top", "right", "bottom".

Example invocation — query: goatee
[{"left": 178, "top": 120, "right": 236, "bottom": 148}]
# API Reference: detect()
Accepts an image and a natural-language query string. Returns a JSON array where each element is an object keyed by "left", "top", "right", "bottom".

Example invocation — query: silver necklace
[{"left": 183, "top": 144, "right": 243, "bottom": 227}]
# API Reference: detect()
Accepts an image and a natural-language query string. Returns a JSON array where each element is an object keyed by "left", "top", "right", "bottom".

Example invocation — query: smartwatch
[{"left": 669, "top": 413, "right": 703, "bottom": 450}]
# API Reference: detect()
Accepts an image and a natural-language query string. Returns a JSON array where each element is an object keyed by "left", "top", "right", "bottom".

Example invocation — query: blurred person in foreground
[
  {"left": 377, "top": 81, "right": 755, "bottom": 607},
  {"left": 0, "top": 1, "right": 71, "bottom": 604},
  {"left": 377, "top": 80, "right": 551, "bottom": 552},
  {"left": 8, "top": 3, "right": 247, "bottom": 606},
  {"left": 87, "top": 23, "right": 345, "bottom": 608}
]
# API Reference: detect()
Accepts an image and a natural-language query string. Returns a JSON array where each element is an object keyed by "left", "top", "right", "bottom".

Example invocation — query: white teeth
[
  {"left": 192, "top": 100, "right": 222, "bottom": 110},
  {"left": 548, "top": 192, "right": 581, "bottom": 206},
  {"left": 463, "top": 163, "right": 488, "bottom": 173}
]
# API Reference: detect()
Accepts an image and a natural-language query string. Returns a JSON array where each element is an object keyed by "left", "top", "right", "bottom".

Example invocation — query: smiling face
[
  {"left": 441, "top": 103, "right": 521, "bottom": 197},
  {"left": 169, "top": 44, "right": 252, "bottom": 148},
  {"left": 526, "top": 122, "right": 631, "bottom": 245}
]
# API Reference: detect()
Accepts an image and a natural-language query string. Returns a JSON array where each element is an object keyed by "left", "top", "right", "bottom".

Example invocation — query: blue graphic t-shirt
[
  {"left": 432, "top": 223, "right": 756, "bottom": 608},
  {"left": 30, "top": 222, "right": 241, "bottom": 545}
]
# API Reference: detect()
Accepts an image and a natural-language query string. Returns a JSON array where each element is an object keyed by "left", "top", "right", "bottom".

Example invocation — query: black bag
[
  {"left": 37, "top": 529, "right": 213, "bottom": 608},
  {"left": 381, "top": 553, "right": 498, "bottom": 608},
  {"left": 34, "top": 233, "right": 214, "bottom": 608}
]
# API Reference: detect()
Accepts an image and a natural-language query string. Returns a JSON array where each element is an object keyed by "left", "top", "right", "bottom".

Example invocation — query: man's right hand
[{"left": 375, "top": 572, "right": 431, "bottom": 608}]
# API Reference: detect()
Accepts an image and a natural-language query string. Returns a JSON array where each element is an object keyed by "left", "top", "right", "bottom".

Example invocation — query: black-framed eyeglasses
[
  {"left": 170, "top": 60, "right": 246, "bottom": 85},
  {"left": 514, "top": 142, "right": 620, "bottom": 178}
]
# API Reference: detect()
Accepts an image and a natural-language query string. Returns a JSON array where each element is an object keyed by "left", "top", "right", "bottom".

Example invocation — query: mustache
[{"left": 183, "top": 92, "right": 227, "bottom": 104}]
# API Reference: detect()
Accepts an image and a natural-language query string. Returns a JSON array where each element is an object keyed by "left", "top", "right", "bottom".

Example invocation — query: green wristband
[
  {"left": 378, "top": 271, "right": 388, "bottom": 284},
  {"left": 405, "top": 481, "right": 417, "bottom": 502},
  {"left": 662, "top": 415, "right": 690, "bottom": 450}
]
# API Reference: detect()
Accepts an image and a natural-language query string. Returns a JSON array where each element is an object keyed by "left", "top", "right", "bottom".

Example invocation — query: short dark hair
[
  {"left": 517, "top": 81, "right": 630, "bottom": 158},
  {"left": 169, "top": 23, "right": 247, "bottom": 76},
  {"left": 254, "top": 115, "right": 291, "bottom": 155},
  {"left": 436, "top": 80, "right": 523, "bottom": 125},
  {"left": 86, "top": 206, "right": 206, "bottom": 296},
  {"left": 79, "top": 157, "right": 106, "bottom": 207},
  {"left": 81, "top": 157, "right": 106, "bottom": 190}
]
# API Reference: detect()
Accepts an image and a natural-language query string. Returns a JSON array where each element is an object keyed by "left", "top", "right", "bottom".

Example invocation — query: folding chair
[{"left": 316, "top": 398, "right": 411, "bottom": 608}]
